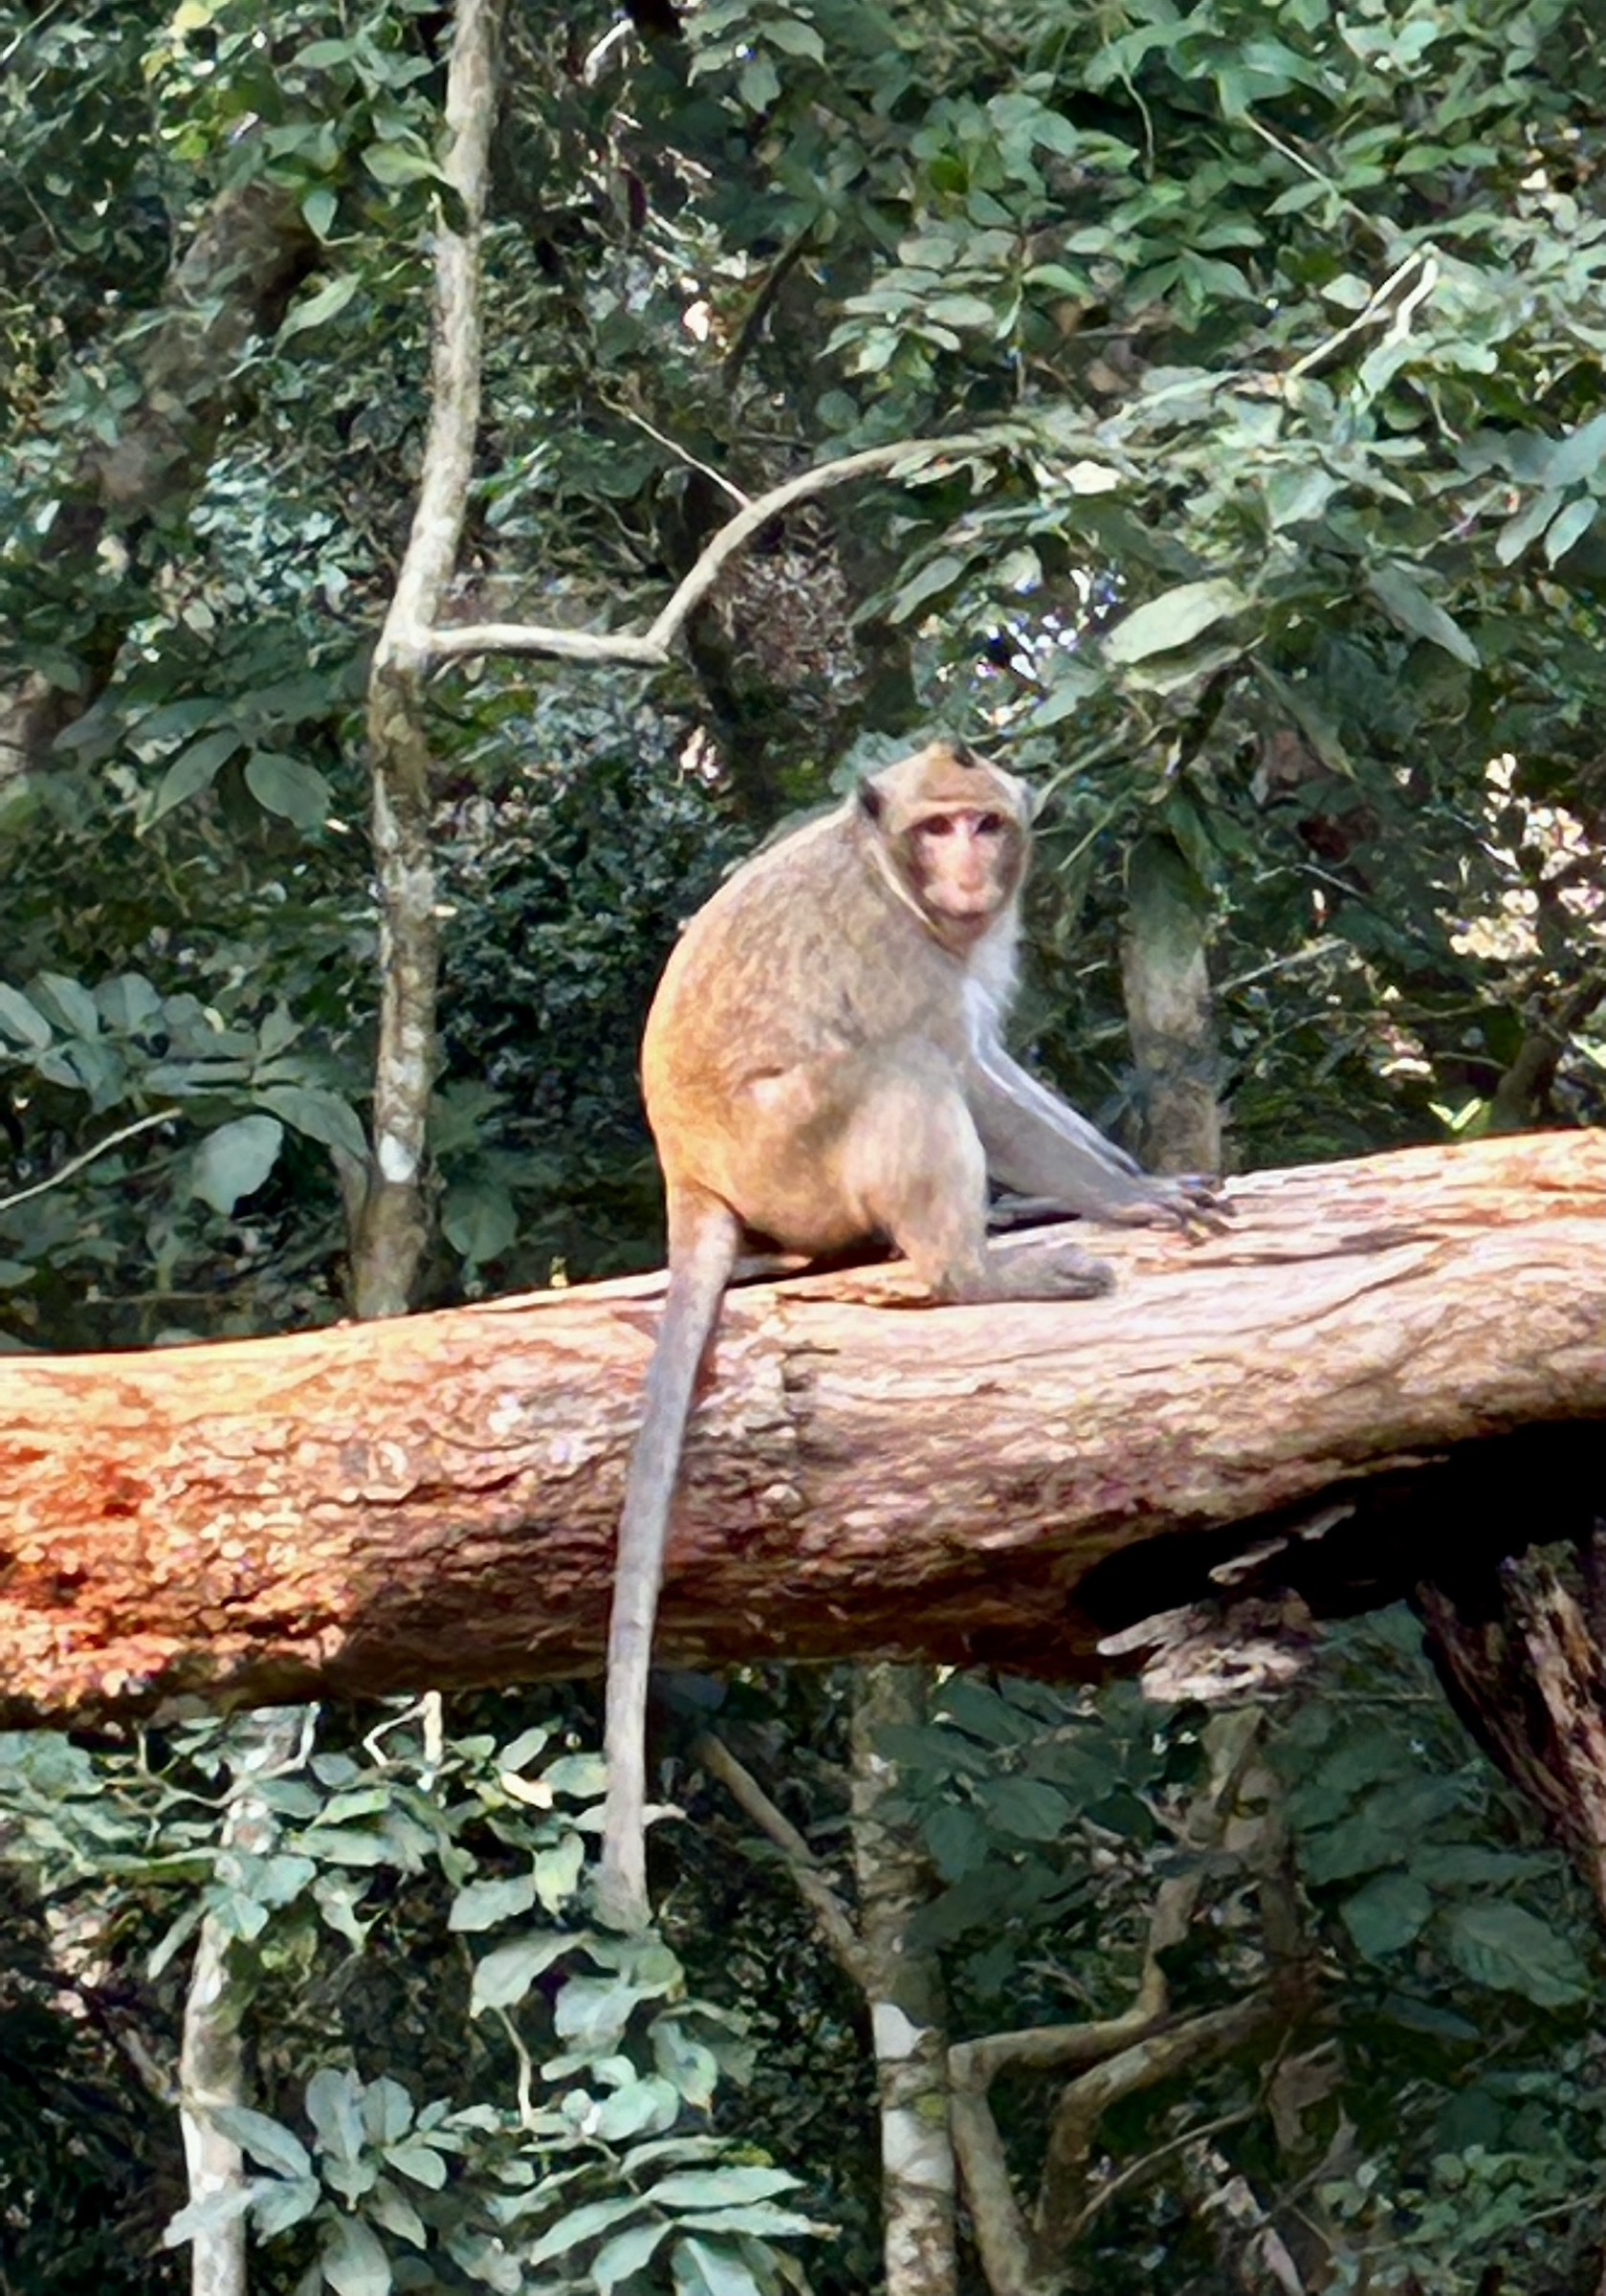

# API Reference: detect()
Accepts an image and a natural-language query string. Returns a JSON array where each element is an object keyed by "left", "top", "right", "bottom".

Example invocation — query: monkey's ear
[{"left": 857, "top": 779, "right": 884, "bottom": 823}]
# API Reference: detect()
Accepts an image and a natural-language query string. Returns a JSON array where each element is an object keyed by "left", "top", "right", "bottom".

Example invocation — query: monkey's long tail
[{"left": 596, "top": 1197, "right": 741, "bottom": 1932}]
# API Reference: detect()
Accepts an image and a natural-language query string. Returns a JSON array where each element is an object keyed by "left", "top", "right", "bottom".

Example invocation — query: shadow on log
[{"left": 0, "top": 1132, "right": 1602, "bottom": 1726}]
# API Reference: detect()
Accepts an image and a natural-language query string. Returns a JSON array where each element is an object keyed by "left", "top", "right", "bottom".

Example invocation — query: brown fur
[{"left": 594, "top": 740, "right": 1225, "bottom": 1929}]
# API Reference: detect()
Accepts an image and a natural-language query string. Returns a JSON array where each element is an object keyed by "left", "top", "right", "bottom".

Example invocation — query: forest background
[{"left": 3, "top": 0, "right": 1606, "bottom": 2291}]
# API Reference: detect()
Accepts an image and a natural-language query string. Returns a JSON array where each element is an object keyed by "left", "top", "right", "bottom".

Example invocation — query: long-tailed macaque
[{"left": 596, "top": 739, "right": 1226, "bottom": 1930}]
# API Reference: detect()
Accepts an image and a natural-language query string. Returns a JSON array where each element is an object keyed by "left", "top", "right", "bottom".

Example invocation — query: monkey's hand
[{"left": 1125, "top": 1173, "right": 1234, "bottom": 1238}]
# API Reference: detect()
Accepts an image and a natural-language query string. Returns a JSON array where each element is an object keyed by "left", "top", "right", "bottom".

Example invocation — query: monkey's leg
[
  {"left": 598, "top": 1185, "right": 740, "bottom": 1932},
  {"left": 968, "top": 1042, "right": 1229, "bottom": 1234},
  {"left": 836, "top": 1049, "right": 1115, "bottom": 1303}
]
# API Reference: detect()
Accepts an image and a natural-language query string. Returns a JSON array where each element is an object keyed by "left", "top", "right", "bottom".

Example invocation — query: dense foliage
[{"left": 3, "top": 0, "right": 1605, "bottom": 2287}]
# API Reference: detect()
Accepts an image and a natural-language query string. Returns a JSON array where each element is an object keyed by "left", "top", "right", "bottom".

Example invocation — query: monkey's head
[{"left": 858, "top": 740, "right": 1031, "bottom": 948}]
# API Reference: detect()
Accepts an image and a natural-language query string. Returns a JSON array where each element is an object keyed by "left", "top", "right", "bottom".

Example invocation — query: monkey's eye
[
  {"left": 920, "top": 815, "right": 957, "bottom": 837},
  {"left": 975, "top": 812, "right": 1005, "bottom": 835}
]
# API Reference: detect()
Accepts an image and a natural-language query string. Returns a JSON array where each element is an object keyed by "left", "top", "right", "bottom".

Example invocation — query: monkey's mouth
[{"left": 922, "top": 892, "right": 998, "bottom": 942}]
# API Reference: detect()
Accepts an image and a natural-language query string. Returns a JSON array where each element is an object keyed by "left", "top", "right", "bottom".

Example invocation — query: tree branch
[
  {"left": 422, "top": 433, "right": 1012, "bottom": 668},
  {"left": 0, "top": 1134, "right": 1602, "bottom": 1725},
  {"left": 693, "top": 1731, "right": 869, "bottom": 1987}
]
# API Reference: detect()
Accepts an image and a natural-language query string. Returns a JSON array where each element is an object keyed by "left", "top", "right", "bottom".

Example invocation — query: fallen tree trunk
[{"left": 1, "top": 1132, "right": 1602, "bottom": 1726}]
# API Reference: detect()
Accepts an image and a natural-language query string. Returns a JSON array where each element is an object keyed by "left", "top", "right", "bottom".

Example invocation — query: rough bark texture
[
  {"left": 3, "top": 175, "right": 317, "bottom": 782},
  {"left": 0, "top": 1133, "right": 1602, "bottom": 1725},
  {"left": 1120, "top": 833, "right": 1221, "bottom": 1177},
  {"left": 177, "top": 1710, "right": 308, "bottom": 2296},
  {"left": 354, "top": 0, "right": 504, "bottom": 1317},
  {"left": 1419, "top": 1533, "right": 1606, "bottom": 1925},
  {"left": 850, "top": 1667, "right": 958, "bottom": 2296}
]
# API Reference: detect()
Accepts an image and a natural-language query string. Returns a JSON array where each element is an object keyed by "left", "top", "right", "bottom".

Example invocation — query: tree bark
[
  {"left": 850, "top": 1667, "right": 958, "bottom": 2296},
  {"left": 1121, "top": 833, "right": 1221, "bottom": 1176},
  {"left": 0, "top": 1133, "right": 1602, "bottom": 1725},
  {"left": 4, "top": 174, "right": 317, "bottom": 782},
  {"left": 354, "top": 0, "right": 505, "bottom": 1316}
]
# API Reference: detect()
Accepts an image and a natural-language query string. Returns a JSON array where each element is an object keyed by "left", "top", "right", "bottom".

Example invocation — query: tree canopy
[{"left": 3, "top": 0, "right": 1606, "bottom": 2291}]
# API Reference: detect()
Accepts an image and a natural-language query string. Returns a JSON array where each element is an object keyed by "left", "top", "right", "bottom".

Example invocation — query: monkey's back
[{"left": 642, "top": 803, "right": 984, "bottom": 1218}]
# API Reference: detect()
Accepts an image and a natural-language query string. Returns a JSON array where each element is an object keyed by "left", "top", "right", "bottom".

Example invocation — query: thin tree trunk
[
  {"left": 1121, "top": 832, "right": 1221, "bottom": 1176},
  {"left": 352, "top": 0, "right": 504, "bottom": 1315},
  {"left": 177, "top": 1709, "right": 310, "bottom": 2296},
  {"left": 851, "top": 1667, "right": 959, "bottom": 2296},
  {"left": 4, "top": 174, "right": 316, "bottom": 782}
]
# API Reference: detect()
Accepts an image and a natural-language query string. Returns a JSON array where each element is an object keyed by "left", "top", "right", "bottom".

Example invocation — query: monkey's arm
[{"left": 968, "top": 1040, "right": 1226, "bottom": 1232}]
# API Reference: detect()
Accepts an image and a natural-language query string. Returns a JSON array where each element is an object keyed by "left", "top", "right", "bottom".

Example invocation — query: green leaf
[
  {"left": 679, "top": 2205, "right": 820, "bottom": 2237},
  {"left": 253, "top": 1085, "right": 369, "bottom": 1163},
  {"left": 534, "top": 1833, "right": 585, "bottom": 1911},
  {"left": 442, "top": 1181, "right": 518, "bottom": 1265},
  {"left": 295, "top": 36, "right": 359, "bottom": 65},
  {"left": 31, "top": 971, "right": 100, "bottom": 1037},
  {"left": 190, "top": 1115, "right": 284, "bottom": 1215},
  {"left": 924, "top": 293, "right": 999, "bottom": 329},
  {"left": 977, "top": 1775, "right": 1074, "bottom": 1842},
  {"left": 448, "top": 1872, "right": 539, "bottom": 1932},
  {"left": 526, "top": 2195, "right": 647, "bottom": 2266},
  {"left": 1494, "top": 487, "right": 1563, "bottom": 564},
  {"left": 933, "top": 1678, "right": 1036, "bottom": 1746},
  {"left": 649, "top": 2169, "right": 798, "bottom": 2211},
  {"left": 366, "top": 2180, "right": 427, "bottom": 2247},
  {"left": 542, "top": 1751, "right": 608, "bottom": 1799},
  {"left": 320, "top": 2213, "right": 391, "bottom": 2296},
  {"left": 302, "top": 187, "right": 340, "bottom": 240},
  {"left": 280, "top": 275, "right": 360, "bottom": 343},
  {"left": 361, "top": 2078, "right": 414, "bottom": 2148},
  {"left": 886, "top": 552, "right": 970, "bottom": 623},
  {"left": 595, "top": 2219, "right": 671, "bottom": 2293},
  {"left": 252, "top": 2176, "right": 323, "bottom": 2239},
  {"left": 163, "top": 2184, "right": 257, "bottom": 2247},
  {"left": 1104, "top": 578, "right": 1247, "bottom": 663},
  {"left": 307, "top": 2067, "right": 367, "bottom": 2165},
  {"left": 147, "top": 728, "right": 241, "bottom": 822},
  {"left": 594, "top": 2074, "right": 682, "bottom": 2140},
  {"left": 209, "top": 2108, "right": 314, "bottom": 2181},
  {"left": 498, "top": 1724, "right": 553, "bottom": 1770},
  {"left": 924, "top": 1800, "right": 987, "bottom": 1881},
  {"left": 1544, "top": 496, "right": 1597, "bottom": 564},
  {"left": 737, "top": 54, "right": 781, "bottom": 109},
  {"left": 382, "top": 2142, "right": 449, "bottom": 2191},
  {"left": 362, "top": 141, "right": 445, "bottom": 187},
  {"left": 1340, "top": 1872, "right": 1432, "bottom": 1959},
  {"left": 652, "top": 2022, "right": 720, "bottom": 2110},
  {"left": 250, "top": 1852, "right": 319, "bottom": 1907},
  {"left": 1443, "top": 1902, "right": 1590, "bottom": 2007},
  {"left": 470, "top": 1932, "right": 573, "bottom": 2014},
  {"left": 672, "top": 2234, "right": 764, "bottom": 2295},
  {"left": 244, "top": 751, "right": 333, "bottom": 828},
  {"left": 0, "top": 984, "right": 53, "bottom": 1048},
  {"left": 97, "top": 974, "right": 165, "bottom": 1034},
  {"left": 1365, "top": 562, "right": 1480, "bottom": 667},
  {"left": 297, "top": 1825, "right": 391, "bottom": 1866},
  {"left": 1544, "top": 408, "right": 1606, "bottom": 489},
  {"left": 762, "top": 15, "right": 824, "bottom": 58},
  {"left": 554, "top": 1973, "right": 640, "bottom": 2047}
]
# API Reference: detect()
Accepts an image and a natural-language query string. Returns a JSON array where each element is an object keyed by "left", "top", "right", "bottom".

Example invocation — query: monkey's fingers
[{"left": 1148, "top": 1176, "right": 1235, "bottom": 1238}]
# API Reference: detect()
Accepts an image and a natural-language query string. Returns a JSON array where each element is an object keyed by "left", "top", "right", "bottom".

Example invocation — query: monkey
[{"left": 594, "top": 738, "right": 1227, "bottom": 1930}]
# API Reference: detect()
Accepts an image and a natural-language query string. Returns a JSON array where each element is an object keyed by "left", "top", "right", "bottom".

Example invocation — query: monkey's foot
[{"left": 992, "top": 1236, "right": 1117, "bottom": 1299}]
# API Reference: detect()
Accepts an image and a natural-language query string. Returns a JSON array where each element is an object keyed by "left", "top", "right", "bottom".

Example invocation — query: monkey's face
[
  {"left": 860, "top": 741, "right": 1031, "bottom": 947},
  {"left": 900, "top": 804, "right": 1024, "bottom": 938}
]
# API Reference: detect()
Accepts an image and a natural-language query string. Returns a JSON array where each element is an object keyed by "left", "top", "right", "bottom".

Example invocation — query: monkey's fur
[{"left": 596, "top": 740, "right": 1224, "bottom": 1929}]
